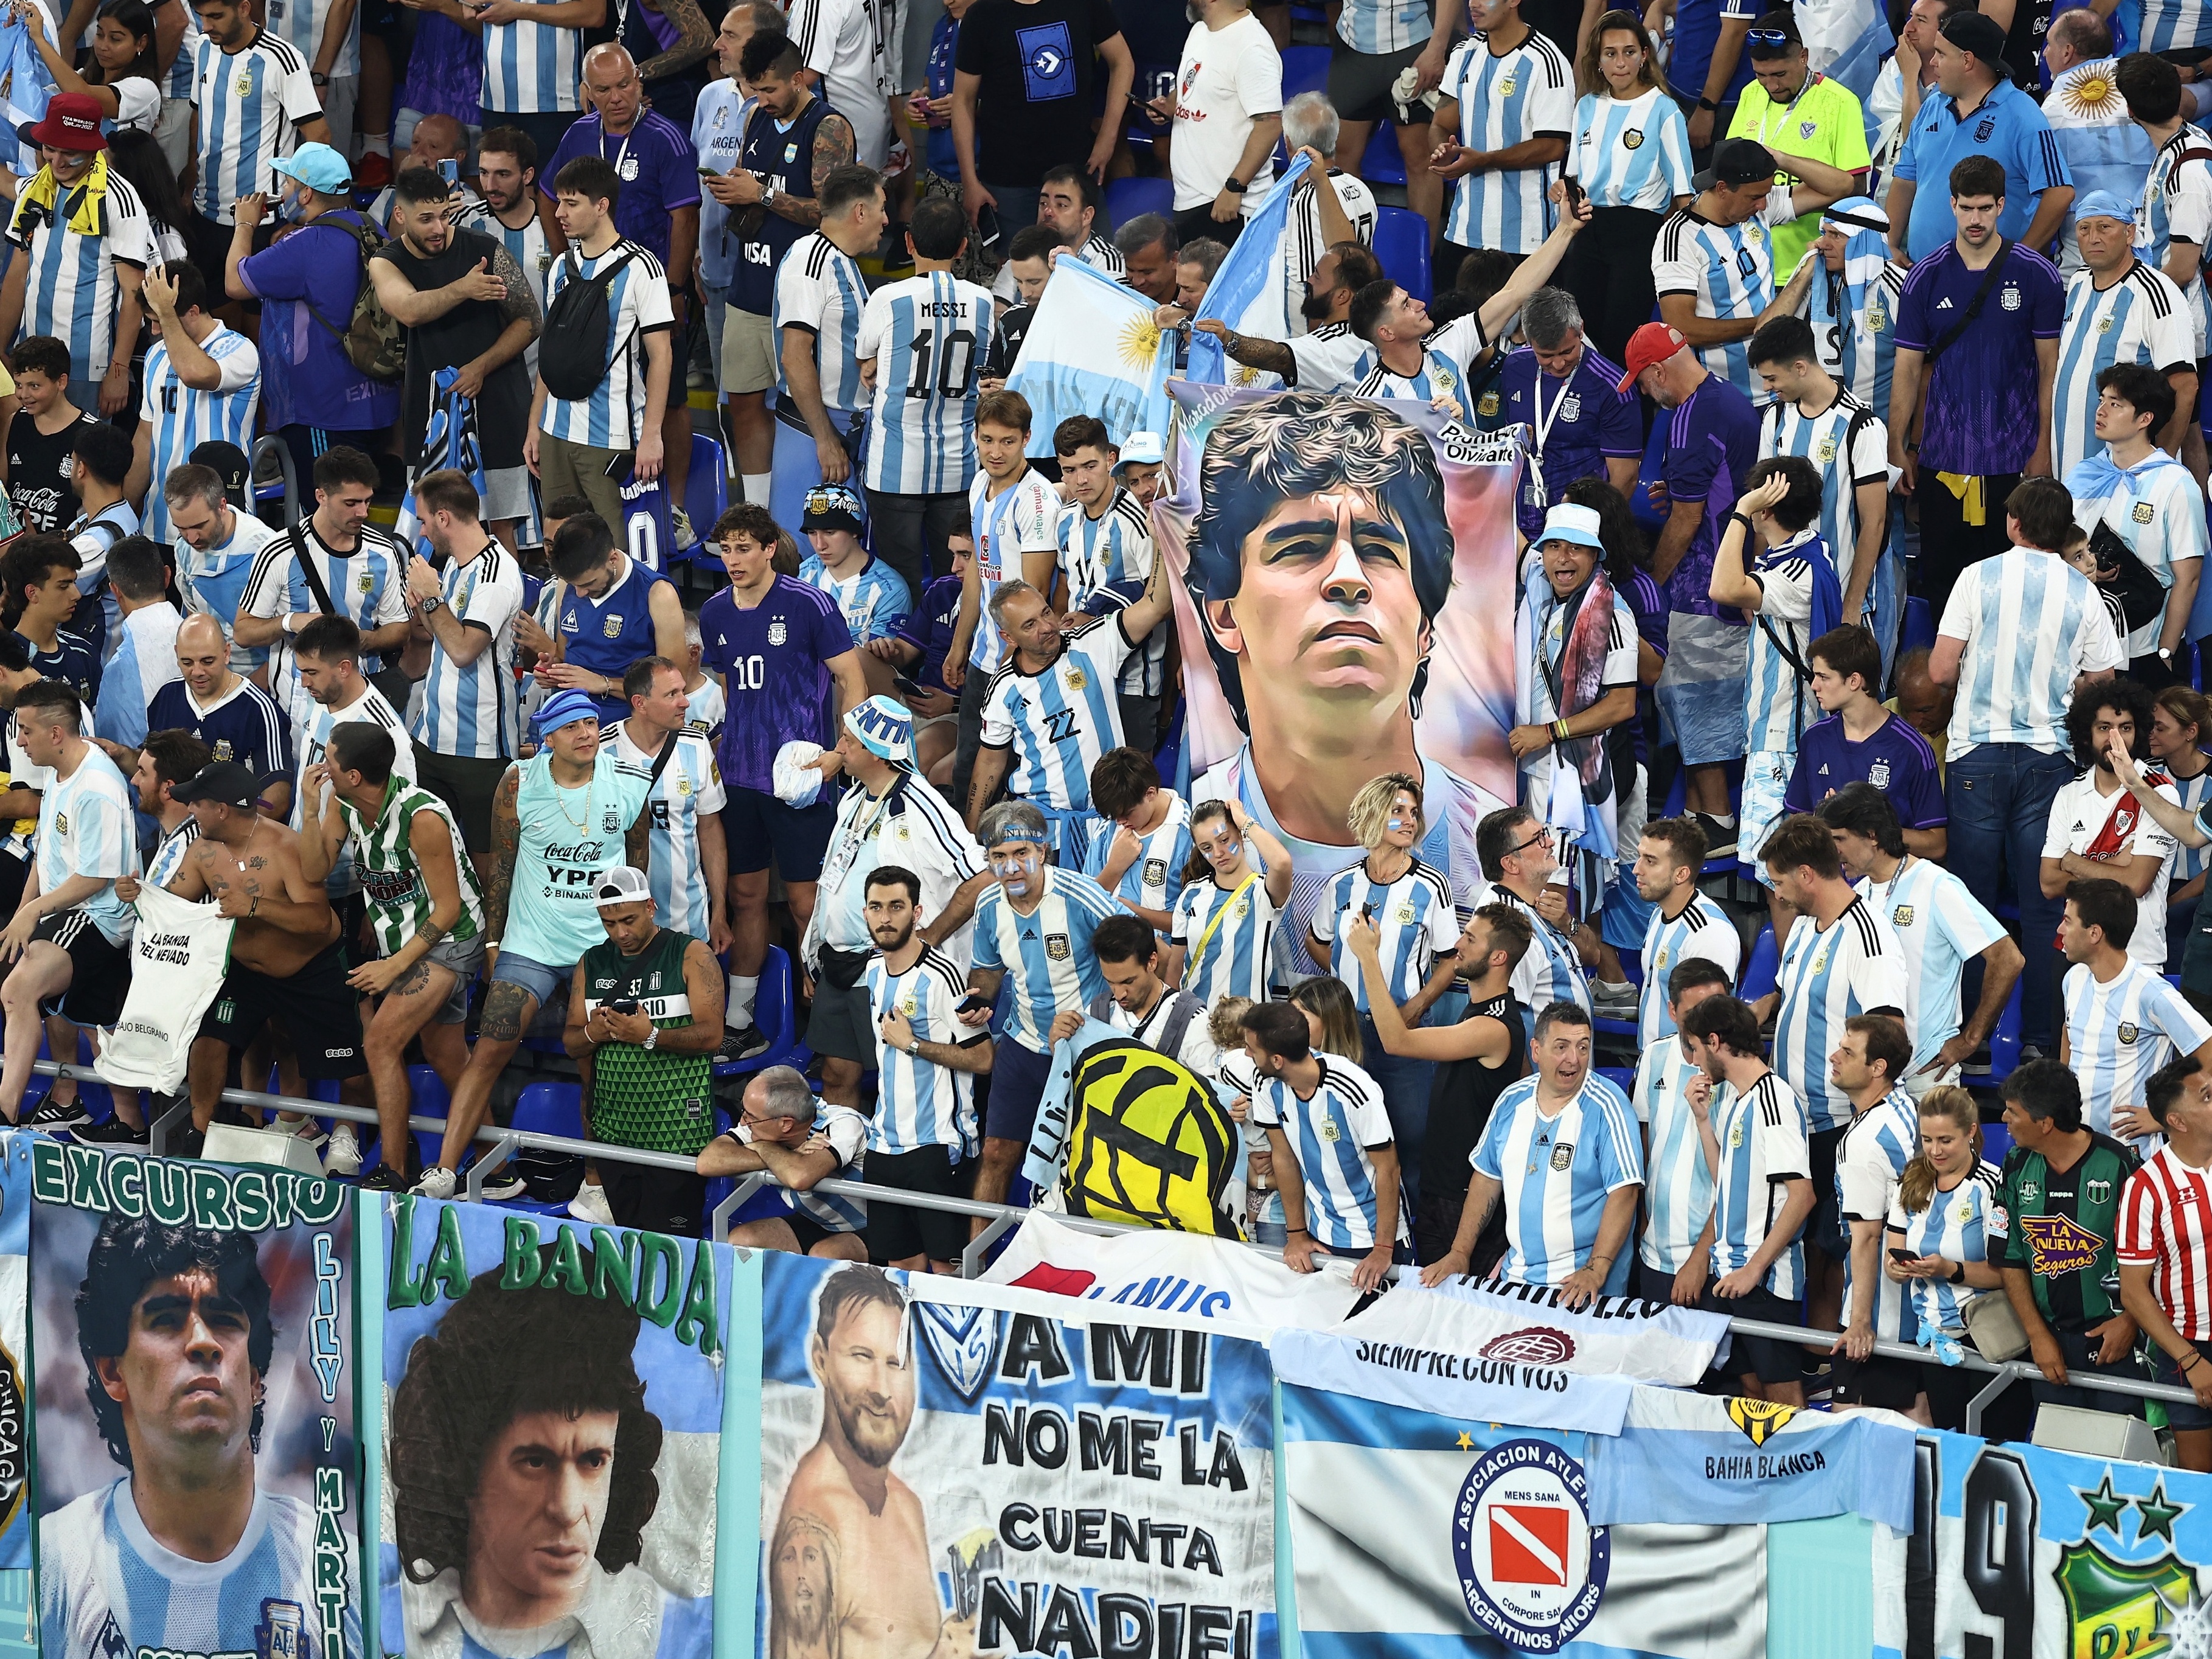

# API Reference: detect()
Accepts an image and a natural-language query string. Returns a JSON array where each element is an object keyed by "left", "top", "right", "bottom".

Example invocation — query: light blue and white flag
[
  {"left": 1797, "top": 0, "right": 1891, "bottom": 115},
  {"left": 1581, "top": 1385, "right": 1918, "bottom": 1531},
  {"left": 392, "top": 366, "right": 487, "bottom": 564},
  {"left": 0, "top": 16, "right": 53, "bottom": 177},
  {"left": 1270, "top": 1323, "right": 1637, "bottom": 1436},
  {"left": 1005, "top": 254, "right": 1174, "bottom": 457},
  {"left": 1188, "top": 151, "right": 1312, "bottom": 388}
]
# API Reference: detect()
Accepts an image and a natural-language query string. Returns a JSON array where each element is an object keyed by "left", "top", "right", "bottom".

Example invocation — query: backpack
[
  {"left": 538, "top": 246, "right": 639, "bottom": 402},
  {"left": 301, "top": 214, "right": 406, "bottom": 383}
]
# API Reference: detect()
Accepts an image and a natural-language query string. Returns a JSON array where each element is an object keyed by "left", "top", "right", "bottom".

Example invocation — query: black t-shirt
[
  {"left": 990, "top": 302, "right": 1036, "bottom": 376},
  {"left": 2001, "top": 0, "right": 2056, "bottom": 91},
  {"left": 1419, "top": 991, "right": 1528, "bottom": 1200},
  {"left": 956, "top": 0, "right": 1124, "bottom": 187},
  {"left": 7, "top": 410, "right": 93, "bottom": 535}
]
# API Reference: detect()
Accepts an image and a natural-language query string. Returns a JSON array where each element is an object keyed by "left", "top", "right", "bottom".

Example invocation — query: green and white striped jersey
[{"left": 337, "top": 780, "right": 487, "bottom": 956}]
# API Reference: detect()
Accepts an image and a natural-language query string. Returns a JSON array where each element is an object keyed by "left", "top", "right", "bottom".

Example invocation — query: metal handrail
[{"left": 26, "top": 1060, "right": 2197, "bottom": 1437}]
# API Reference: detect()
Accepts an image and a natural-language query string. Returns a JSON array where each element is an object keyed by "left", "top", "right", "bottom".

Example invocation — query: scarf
[
  {"left": 18, "top": 150, "right": 109, "bottom": 238},
  {"left": 1810, "top": 197, "right": 1893, "bottom": 406},
  {"left": 1515, "top": 560, "right": 1619, "bottom": 871},
  {"left": 2070, "top": 445, "right": 2189, "bottom": 510}
]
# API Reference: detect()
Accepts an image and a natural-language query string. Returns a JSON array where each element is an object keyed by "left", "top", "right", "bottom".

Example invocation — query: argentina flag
[
  {"left": 392, "top": 366, "right": 488, "bottom": 563},
  {"left": 0, "top": 15, "right": 52, "bottom": 176},
  {"left": 1004, "top": 254, "right": 1175, "bottom": 454},
  {"left": 1796, "top": 0, "right": 1891, "bottom": 137},
  {"left": 1187, "top": 150, "right": 1312, "bottom": 389}
]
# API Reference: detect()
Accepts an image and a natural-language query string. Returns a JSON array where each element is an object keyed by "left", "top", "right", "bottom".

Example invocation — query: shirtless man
[
  {"left": 775, "top": 1267, "right": 977, "bottom": 1659},
  {"left": 153, "top": 759, "right": 368, "bottom": 1153}
]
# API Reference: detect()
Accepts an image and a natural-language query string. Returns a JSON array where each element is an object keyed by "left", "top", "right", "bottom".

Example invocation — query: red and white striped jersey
[{"left": 2119, "top": 1146, "right": 2212, "bottom": 1341}]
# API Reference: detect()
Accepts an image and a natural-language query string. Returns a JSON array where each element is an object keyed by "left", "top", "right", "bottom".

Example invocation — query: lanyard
[
  {"left": 1531, "top": 364, "right": 1576, "bottom": 453},
  {"left": 600, "top": 121, "right": 634, "bottom": 178}
]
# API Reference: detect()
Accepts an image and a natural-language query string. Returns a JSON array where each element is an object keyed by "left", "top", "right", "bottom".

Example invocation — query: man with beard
[
  {"left": 1190, "top": 240, "right": 1382, "bottom": 392},
  {"left": 372, "top": 167, "right": 542, "bottom": 549},
  {"left": 776, "top": 1267, "right": 976, "bottom": 1659}
]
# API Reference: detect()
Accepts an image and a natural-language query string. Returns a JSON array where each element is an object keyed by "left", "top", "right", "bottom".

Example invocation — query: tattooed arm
[
  {"left": 766, "top": 111, "right": 854, "bottom": 231},
  {"left": 484, "top": 765, "right": 522, "bottom": 953},
  {"left": 345, "top": 809, "right": 464, "bottom": 996}
]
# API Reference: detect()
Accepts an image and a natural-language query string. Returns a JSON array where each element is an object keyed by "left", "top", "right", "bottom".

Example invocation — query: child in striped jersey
[
  {"left": 1886, "top": 1087, "right": 2007, "bottom": 1428},
  {"left": 1171, "top": 796, "right": 1294, "bottom": 1008}
]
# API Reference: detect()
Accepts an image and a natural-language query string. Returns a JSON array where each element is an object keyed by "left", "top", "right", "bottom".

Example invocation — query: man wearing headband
[
  {"left": 416, "top": 687, "right": 656, "bottom": 1200},
  {"left": 1885, "top": 9, "right": 2074, "bottom": 265},
  {"left": 801, "top": 695, "right": 988, "bottom": 1118},
  {"left": 1726, "top": 11, "right": 1869, "bottom": 274},
  {"left": 2050, "top": 190, "right": 2197, "bottom": 484}
]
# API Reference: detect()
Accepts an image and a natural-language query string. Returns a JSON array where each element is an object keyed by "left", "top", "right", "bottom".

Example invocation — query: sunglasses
[{"left": 1747, "top": 27, "right": 1795, "bottom": 46}]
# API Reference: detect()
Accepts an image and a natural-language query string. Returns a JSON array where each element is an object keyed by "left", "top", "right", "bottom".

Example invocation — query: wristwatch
[
  {"left": 643, "top": 1026, "right": 659, "bottom": 1051},
  {"left": 762, "top": 181, "right": 777, "bottom": 207},
  {"left": 1222, "top": 176, "right": 1247, "bottom": 193},
  {"left": 420, "top": 593, "right": 445, "bottom": 614},
  {"left": 311, "top": 70, "right": 329, "bottom": 86},
  {"left": 907, "top": 1037, "right": 922, "bottom": 1055}
]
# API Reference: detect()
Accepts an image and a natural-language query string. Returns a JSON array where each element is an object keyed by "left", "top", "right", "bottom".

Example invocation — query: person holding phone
[{"left": 1883, "top": 1085, "right": 2007, "bottom": 1428}]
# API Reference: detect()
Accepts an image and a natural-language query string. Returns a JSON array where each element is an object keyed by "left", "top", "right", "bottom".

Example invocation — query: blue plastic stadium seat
[
  {"left": 496, "top": 1082, "right": 586, "bottom": 1213},
  {"left": 1104, "top": 176, "right": 1174, "bottom": 233},
  {"left": 1899, "top": 596, "right": 1935, "bottom": 661},
  {"left": 1360, "top": 123, "right": 1407, "bottom": 187},
  {"left": 1372, "top": 206, "right": 1431, "bottom": 305},
  {"left": 684, "top": 433, "right": 726, "bottom": 557},
  {"left": 1595, "top": 1066, "right": 1636, "bottom": 1094},
  {"left": 1739, "top": 925, "right": 1779, "bottom": 1002},
  {"left": 1282, "top": 44, "right": 1330, "bottom": 100},
  {"left": 715, "top": 944, "right": 812, "bottom": 1080}
]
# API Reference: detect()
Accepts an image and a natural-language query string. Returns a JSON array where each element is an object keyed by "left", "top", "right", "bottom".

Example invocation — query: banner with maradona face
[
  {"left": 1155, "top": 382, "right": 1523, "bottom": 935},
  {"left": 0, "top": 1133, "right": 30, "bottom": 1571},
  {"left": 754, "top": 1253, "right": 1277, "bottom": 1659},
  {"left": 379, "top": 1197, "right": 727, "bottom": 1659},
  {"left": 29, "top": 1142, "right": 360, "bottom": 1659}
]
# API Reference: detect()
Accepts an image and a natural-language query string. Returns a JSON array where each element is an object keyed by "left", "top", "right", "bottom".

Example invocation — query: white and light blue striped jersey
[
  {"left": 1336, "top": 0, "right": 1431, "bottom": 54},
  {"left": 1633, "top": 1034, "right": 1723, "bottom": 1274},
  {"left": 1085, "top": 788, "right": 1191, "bottom": 927},
  {"left": 1859, "top": 855, "right": 2008, "bottom": 1072},
  {"left": 1472, "top": 1071, "right": 1643, "bottom": 1292},
  {"left": 412, "top": 537, "right": 524, "bottom": 760},
  {"left": 978, "top": 614, "right": 1134, "bottom": 813},
  {"left": 2141, "top": 0, "right": 2212, "bottom": 55},
  {"left": 971, "top": 864, "right": 1121, "bottom": 1054},
  {"left": 289, "top": 680, "right": 417, "bottom": 899},
  {"left": 1251, "top": 1054, "right": 1411, "bottom": 1253},
  {"left": 1440, "top": 29, "right": 1573, "bottom": 254},
  {"left": 139, "top": 326, "right": 260, "bottom": 546},
  {"left": 1654, "top": 201, "right": 1780, "bottom": 402},
  {"left": 608, "top": 722, "right": 725, "bottom": 941},
  {"left": 1759, "top": 390, "right": 1888, "bottom": 605},
  {"left": 868, "top": 945, "right": 984, "bottom": 1152},
  {"left": 41, "top": 1483, "right": 356, "bottom": 1659},
  {"left": 166, "top": 10, "right": 203, "bottom": 99},
  {"left": 784, "top": 1104, "right": 869, "bottom": 1229},
  {"left": 1282, "top": 170, "right": 1379, "bottom": 339},
  {"left": 1312, "top": 855, "right": 1458, "bottom": 1014},
  {"left": 92, "top": 601, "right": 180, "bottom": 749},
  {"left": 1710, "top": 1070, "right": 1811, "bottom": 1297},
  {"left": 1890, "top": 1161, "right": 2006, "bottom": 1332},
  {"left": 1772, "top": 896, "right": 1910, "bottom": 1132},
  {"left": 540, "top": 240, "right": 673, "bottom": 450},
  {"left": 463, "top": 200, "right": 552, "bottom": 352},
  {"left": 188, "top": 30, "right": 322, "bottom": 224},
  {"left": 774, "top": 230, "right": 869, "bottom": 414},
  {"left": 1744, "top": 526, "right": 1821, "bottom": 755},
  {"left": 967, "top": 465, "right": 1062, "bottom": 675},
  {"left": 1059, "top": 489, "right": 1164, "bottom": 697},
  {"left": 1172, "top": 867, "right": 1281, "bottom": 1006},
  {"left": 179, "top": 516, "right": 280, "bottom": 670},
  {"left": 685, "top": 674, "right": 725, "bottom": 741},
  {"left": 267, "top": 0, "right": 358, "bottom": 80},
  {"left": 1485, "top": 881, "right": 1593, "bottom": 1018},
  {"left": 240, "top": 523, "right": 410, "bottom": 699},
  {"left": 1570, "top": 86, "right": 1694, "bottom": 213},
  {"left": 2067, "top": 449, "right": 2208, "bottom": 659},
  {"left": 1938, "top": 546, "right": 2126, "bottom": 759},
  {"left": 481, "top": 0, "right": 586, "bottom": 113},
  {"left": 1837, "top": 1087, "right": 1924, "bottom": 1343},
  {"left": 1351, "top": 310, "right": 1493, "bottom": 417},
  {"left": 2174, "top": 765, "right": 2212, "bottom": 886},
  {"left": 37, "top": 743, "right": 136, "bottom": 943},
  {"left": 2065, "top": 958, "right": 2212, "bottom": 1145},
  {"left": 798, "top": 552, "right": 910, "bottom": 643},
  {"left": 145, "top": 816, "right": 200, "bottom": 888},
  {"left": 2141, "top": 125, "right": 2212, "bottom": 355},
  {"left": 6, "top": 165, "right": 151, "bottom": 384},
  {"left": 857, "top": 270, "right": 996, "bottom": 495},
  {"left": 1639, "top": 892, "right": 1744, "bottom": 1049},
  {"left": 2054, "top": 263, "right": 2197, "bottom": 482}
]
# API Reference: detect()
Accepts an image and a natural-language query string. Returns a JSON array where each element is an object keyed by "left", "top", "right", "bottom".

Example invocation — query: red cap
[
  {"left": 1615, "top": 322, "right": 1687, "bottom": 394},
  {"left": 26, "top": 92, "right": 107, "bottom": 153}
]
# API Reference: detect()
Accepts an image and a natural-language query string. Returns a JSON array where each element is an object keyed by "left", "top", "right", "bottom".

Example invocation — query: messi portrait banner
[
  {"left": 1153, "top": 383, "right": 1523, "bottom": 934},
  {"left": 28, "top": 1141, "right": 360, "bottom": 1659},
  {"left": 378, "top": 1196, "right": 727, "bottom": 1659},
  {"left": 755, "top": 1254, "right": 1276, "bottom": 1659}
]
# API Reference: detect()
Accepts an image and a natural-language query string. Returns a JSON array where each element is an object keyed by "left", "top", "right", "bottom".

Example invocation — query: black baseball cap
[
  {"left": 171, "top": 759, "right": 262, "bottom": 809},
  {"left": 1694, "top": 138, "right": 1778, "bottom": 193},
  {"left": 189, "top": 440, "right": 251, "bottom": 507},
  {"left": 1938, "top": 10, "right": 2012, "bottom": 76}
]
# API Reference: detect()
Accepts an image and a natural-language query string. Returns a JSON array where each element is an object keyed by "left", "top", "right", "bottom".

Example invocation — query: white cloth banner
[
  {"left": 1270, "top": 1324, "right": 1637, "bottom": 1436},
  {"left": 1344, "top": 1279, "right": 1727, "bottom": 1386},
  {"left": 94, "top": 885, "right": 232, "bottom": 1093}
]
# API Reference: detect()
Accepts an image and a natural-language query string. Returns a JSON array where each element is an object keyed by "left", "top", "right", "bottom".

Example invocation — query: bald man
[
  {"left": 139, "top": 615, "right": 297, "bottom": 821},
  {"left": 541, "top": 42, "right": 704, "bottom": 520},
  {"left": 375, "top": 114, "right": 478, "bottom": 230}
]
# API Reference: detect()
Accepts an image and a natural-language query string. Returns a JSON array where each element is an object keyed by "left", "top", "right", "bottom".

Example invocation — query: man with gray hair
[
  {"left": 961, "top": 799, "right": 1123, "bottom": 1210},
  {"left": 1490, "top": 285, "right": 1643, "bottom": 539},
  {"left": 1277, "top": 102, "right": 1376, "bottom": 337},
  {"left": 1116, "top": 214, "right": 1180, "bottom": 305},
  {"left": 698, "top": 1063, "right": 871, "bottom": 1259}
]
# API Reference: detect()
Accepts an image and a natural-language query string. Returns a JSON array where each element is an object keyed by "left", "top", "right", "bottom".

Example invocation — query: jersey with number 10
[{"left": 860, "top": 271, "right": 998, "bottom": 495}]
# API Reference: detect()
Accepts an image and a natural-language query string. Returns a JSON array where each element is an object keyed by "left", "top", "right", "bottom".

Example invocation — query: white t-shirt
[
  {"left": 1169, "top": 13, "right": 1282, "bottom": 214},
  {"left": 2043, "top": 772, "right": 2182, "bottom": 969}
]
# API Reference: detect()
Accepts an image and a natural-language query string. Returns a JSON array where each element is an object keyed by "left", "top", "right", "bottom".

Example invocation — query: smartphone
[
  {"left": 956, "top": 993, "right": 992, "bottom": 1014},
  {"left": 976, "top": 203, "right": 1002, "bottom": 251},
  {"left": 1888, "top": 1248, "right": 1918, "bottom": 1265},
  {"left": 610, "top": 997, "right": 641, "bottom": 1016},
  {"left": 437, "top": 158, "right": 459, "bottom": 184},
  {"left": 1560, "top": 174, "right": 1585, "bottom": 209},
  {"left": 894, "top": 673, "right": 923, "bottom": 697},
  {"left": 698, "top": 164, "right": 723, "bottom": 178}
]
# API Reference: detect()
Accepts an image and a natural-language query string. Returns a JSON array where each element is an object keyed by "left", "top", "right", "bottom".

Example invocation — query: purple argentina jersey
[
  {"left": 892, "top": 572, "right": 964, "bottom": 695},
  {"left": 1893, "top": 241, "right": 2063, "bottom": 476},
  {"left": 1784, "top": 711, "right": 1947, "bottom": 827},
  {"left": 1659, "top": 372, "right": 1762, "bottom": 619},
  {"left": 698, "top": 575, "right": 855, "bottom": 794},
  {"left": 1495, "top": 343, "right": 1644, "bottom": 539}
]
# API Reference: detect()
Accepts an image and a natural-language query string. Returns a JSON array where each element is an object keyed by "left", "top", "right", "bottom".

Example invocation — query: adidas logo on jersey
[{"left": 1936, "top": 297, "right": 1955, "bottom": 309}]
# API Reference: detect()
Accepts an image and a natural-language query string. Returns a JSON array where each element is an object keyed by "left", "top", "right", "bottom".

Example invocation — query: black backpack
[{"left": 538, "top": 246, "right": 638, "bottom": 402}]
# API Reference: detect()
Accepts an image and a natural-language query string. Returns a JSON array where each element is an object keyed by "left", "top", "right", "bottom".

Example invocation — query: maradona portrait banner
[
  {"left": 755, "top": 1254, "right": 1276, "bottom": 1659},
  {"left": 379, "top": 1197, "right": 726, "bottom": 1659},
  {"left": 1155, "top": 382, "right": 1524, "bottom": 933},
  {"left": 0, "top": 1133, "right": 30, "bottom": 1570},
  {"left": 29, "top": 1142, "right": 360, "bottom": 1659}
]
